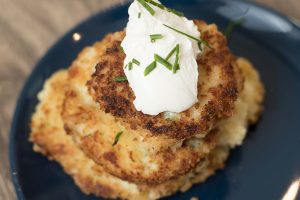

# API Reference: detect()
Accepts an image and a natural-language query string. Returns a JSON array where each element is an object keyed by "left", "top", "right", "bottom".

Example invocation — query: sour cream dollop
[{"left": 121, "top": 0, "right": 202, "bottom": 115}]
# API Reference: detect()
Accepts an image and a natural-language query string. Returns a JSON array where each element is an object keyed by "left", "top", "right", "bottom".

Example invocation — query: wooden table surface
[{"left": 0, "top": 0, "right": 299, "bottom": 199}]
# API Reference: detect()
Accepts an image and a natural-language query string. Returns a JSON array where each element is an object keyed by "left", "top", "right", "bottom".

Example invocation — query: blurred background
[{"left": 0, "top": 0, "right": 299, "bottom": 199}]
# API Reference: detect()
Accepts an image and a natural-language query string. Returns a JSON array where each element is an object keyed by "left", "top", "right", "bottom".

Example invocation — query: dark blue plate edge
[{"left": 8, "top": 0, "right": 300, "bottom": 199}]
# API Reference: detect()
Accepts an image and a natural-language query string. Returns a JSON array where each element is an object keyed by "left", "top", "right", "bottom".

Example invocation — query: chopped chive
[
  {"left": 112, "top": 131, "right": 123, "bottom": 146},
  {"left": 145, "top": 0, "right": 164, "bottom": 9},
  {"left": 137, "top": 0, "right": 155, "bottom": 16},
  {"left": 201, "top": 40, "right": 212, "bottom": 49},
  {"left": 164, "top": 44, "right": 180, "bottom": 73},
  {"left": 132, "top": 58, "right": 140, "bottom": 66},
  {"left": 197, "top": 42, "right": 203, "bottom": 51},
  {"left": 173, "top": 45, "right": 180, "bottom": 73},
  {"left": 138, "top": 12, "right": 141, "bottom": 18},
  {"left": 154, "top": 54, "right": 172, "bottom": 70},
  {"left": 163, "top": 24, "right": 201, "bottom": 42},
  {"left": 225, "top": 18, "right": 245, "bottom": 38},
  {"left": 128, "top": 62, "right": 133, "bottom": 70},
  {"left": 166, "top": 8, "right": 184, "bottom": 17},
  {"left": 198, "top": 40, "right": 212, "bottom": 50},
  {"left": 126, "top": 59, "right": 140, "bottom": 71},
  {"left": 163, "top": 24, "right": 211, "bottom": 50},
  {"left": 165, "top": 45, "right": 178, "bottom": 61},
  {"left": 113, "top": 76, "right": 127, "bottom": 82},
  {"left": 173, "top": 64, "right": 180, "bottom": 73},
  {"left": 144, "top": 61, "right": 157, "bottom": 76},
  {"left": 175, "top": 44, "right": 180, "bottom": 52},
  {"left": 144, "top": 0, "right": 184, "bottom": 17},
  {"left": 120, "top": 46, "right": 124, "bottom": 53},
  {"left": 150, "top": 34, "right": 163, "bottom": 43}
]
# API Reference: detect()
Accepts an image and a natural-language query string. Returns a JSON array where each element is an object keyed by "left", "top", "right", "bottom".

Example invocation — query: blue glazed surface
[{"left": 9, "top": 0, "right": 300, "bottom": 199}]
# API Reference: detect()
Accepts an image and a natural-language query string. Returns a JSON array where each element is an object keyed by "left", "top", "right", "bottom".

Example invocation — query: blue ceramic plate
[{"left": 9, "top": 0, "right": 300, "bottom": 199}]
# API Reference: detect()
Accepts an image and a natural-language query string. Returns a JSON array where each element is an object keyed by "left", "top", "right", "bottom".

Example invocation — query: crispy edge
[{"left": 87, "top": 20, "right": 239, "bottom": 139}]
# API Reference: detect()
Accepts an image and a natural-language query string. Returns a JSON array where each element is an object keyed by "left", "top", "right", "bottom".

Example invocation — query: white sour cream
[{"left": 121, "top": 0, "right": 202, "bottom": 115}]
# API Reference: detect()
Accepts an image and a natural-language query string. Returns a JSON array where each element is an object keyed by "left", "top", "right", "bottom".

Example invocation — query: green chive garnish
[
  {"left": 126, "top": 59, "right": 140, "bottom": 71},
  {"left": 164, "top": 44, "right": 180, "bottom": 74},
  {"left": 163, "top": 24, "right": 210, "bottom": 50},
  {"left": 137, "top": 0, "right": 155, "bottom": 16},
  {"left": 132, "top": 58, "right": 140, "bottom": 66},
  {"left": 225, "top": 18, "right": 245, "bottom": 38},
  {"left": 166, "top": 8, "right": 184, "bottom": 17},
  {"left": 173, "top": 64, "right": 180, "bottom": 73},
  {"left": 175, "top": 44, "right": 180, "bottom": 53},
  {"left": 145, "top": 0, "right": 164, "bottom": 9},
  {"left": 112, "top": 131, "right": 123, "bottom": 146},
  {"left": 128, "top": 62, "right": 133, "bottom": 70},
  {"left": 144, "top": 61, "right": 157, "bottom": 76},
  {"left": 120, "top": 46, "right": 124, "bottom": 53},
  {"left": 165, "top": 45, "right": 178, "bottom": 61},
  {"left": 144, "top": 0, "right": 184, "bottom": 17},
  {"left": 154, "top": 54, "right": 172, "bottom": 70},
  {"left": 138, "top": 12, "right": 141, "bottom": 18},
  {"left": 197, "top": 42, "right": 203, "bottom": 51},
  {"left": 150, "top": 34, "right": 163, "bottom": 43},
  {"left": 113, "top": 76, "right": 127, "bottom": 82},
  {"left": 173, "top": 45, "right": 180, "bottom": 73},
  {"left": 201, "top": 40, "right": 212, "bottom": 49},
  {"left": 163, "top": 24, "right": 201, "bottom": 42}
]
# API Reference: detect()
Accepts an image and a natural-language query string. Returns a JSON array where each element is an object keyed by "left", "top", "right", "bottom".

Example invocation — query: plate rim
[{"left": 8, "top": 0, "right": 300, "bottom": 199}]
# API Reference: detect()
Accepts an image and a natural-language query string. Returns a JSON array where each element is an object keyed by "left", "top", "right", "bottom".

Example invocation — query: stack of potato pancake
[{"left": 30, "top": 20, "right": 264, "bottom": 199}]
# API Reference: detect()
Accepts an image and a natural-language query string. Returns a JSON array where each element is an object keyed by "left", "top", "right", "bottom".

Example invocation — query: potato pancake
[
  {"left": 30, "top": 56, "right": 264, "bottom": 199},
  {"left": 61, "top": 20, "right": 250, "bottom": 184}
]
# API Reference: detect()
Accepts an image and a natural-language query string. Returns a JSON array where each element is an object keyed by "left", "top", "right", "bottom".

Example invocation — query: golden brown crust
[
  {"left": 62, "top": 84, "right": 219, "bottom": 184},
  {"left": 79, "top": 127, "right": 218, "bottom": 184},
  {"left": 29, "top": 70, "right": 230, "bottom": 200},
  {"left": 87, "top": 20, "right": 239, "bottom": 139},
  {"left": 29, "top": 54, "right": 265, "bottom": 199},
  {"left": 61, "top": 42, "right": 224, "bottom": 183},
  {"left": 60, "top": 20, "right": 245, "bottom": 184},
  {"left": 29, "top": 71, "right": 135, "bottom": 199},
  {"left": 236, "top": 58, "right": 265, "bottom": 124}
]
